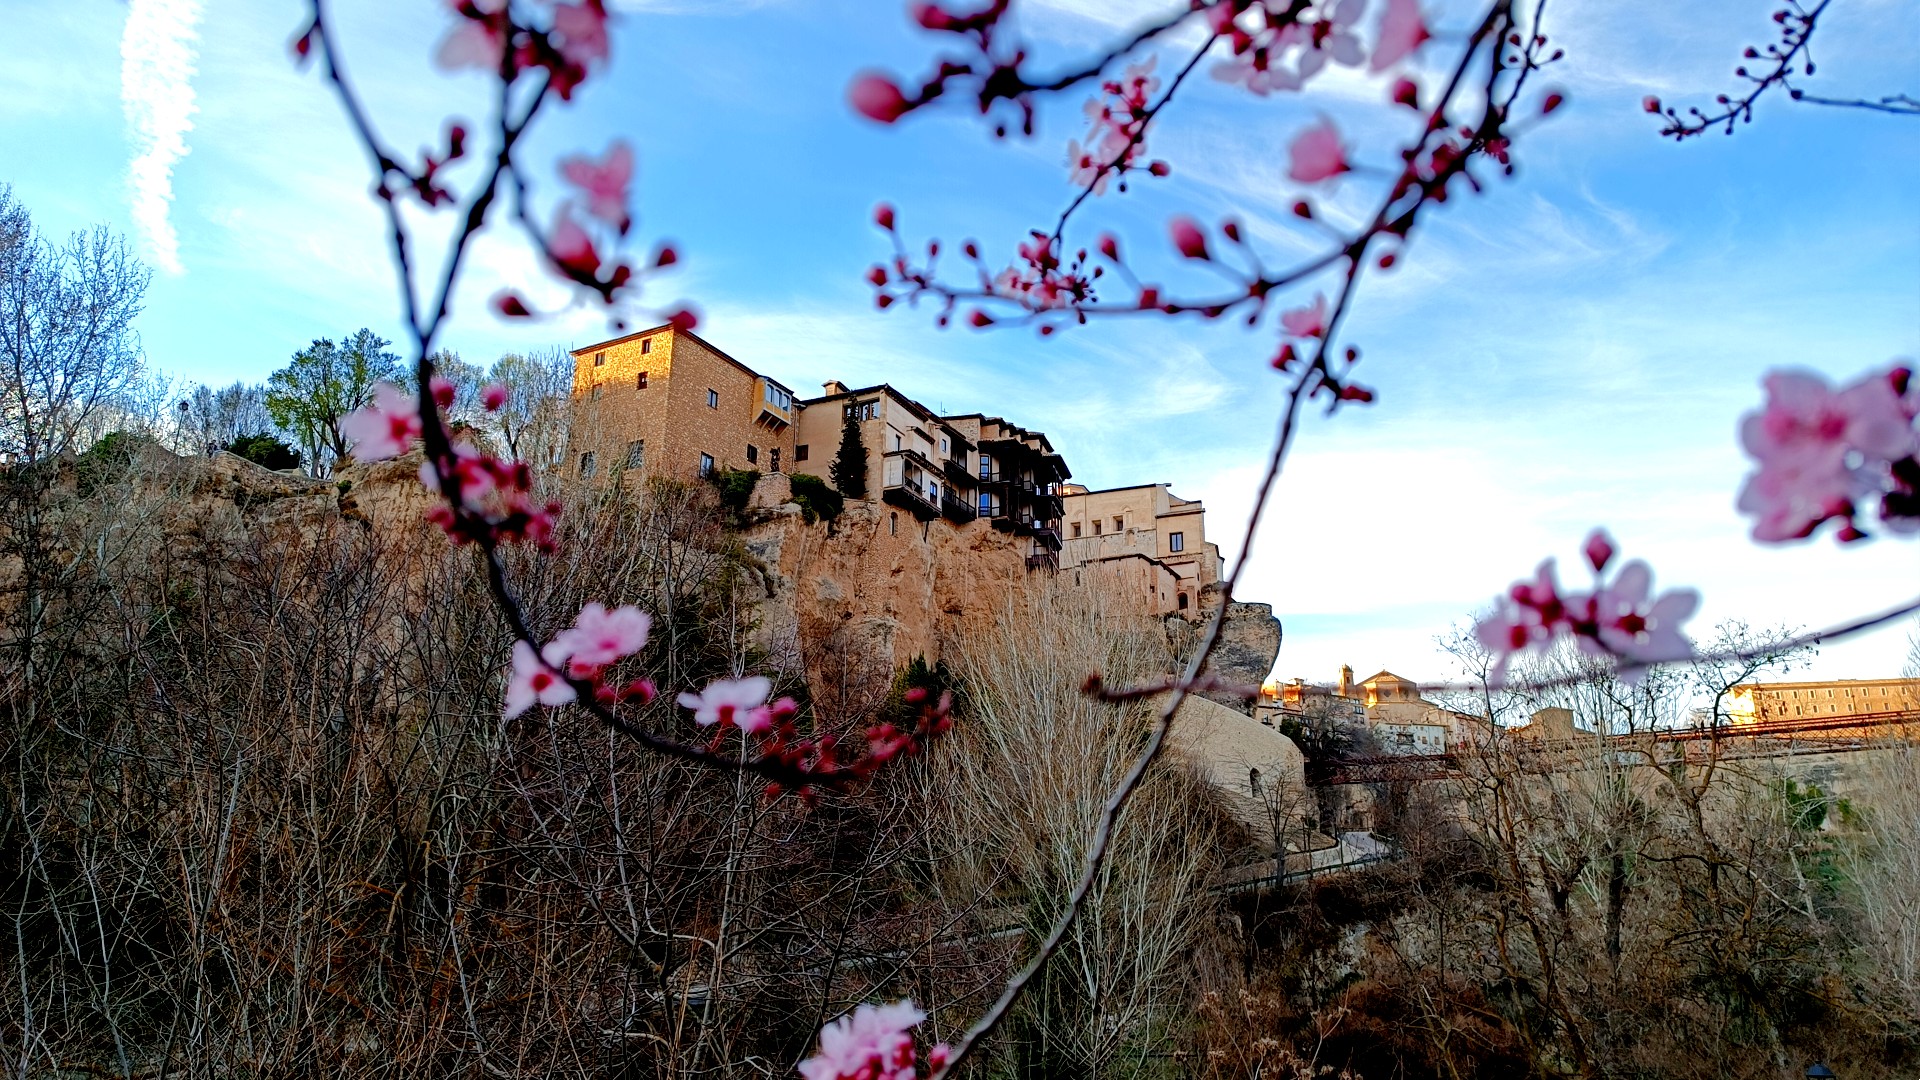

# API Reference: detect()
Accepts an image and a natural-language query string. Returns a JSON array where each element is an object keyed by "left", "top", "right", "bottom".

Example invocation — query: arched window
[{"left": 1249, "top": 768, "right": 1264, "bottom": 796}]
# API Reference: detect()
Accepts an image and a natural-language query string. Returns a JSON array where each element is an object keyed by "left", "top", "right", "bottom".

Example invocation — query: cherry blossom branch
[
  {"left": 1638, "top": 0, "right": 1920, "bottom": 138},
  {"left": 908, "top": 8, "right": 1541, "bottom": 1070},
  {"left": 304, "top": 0, "right": 935, "bottom": 796}
]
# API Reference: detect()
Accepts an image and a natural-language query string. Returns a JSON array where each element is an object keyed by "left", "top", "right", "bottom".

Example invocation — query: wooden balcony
[{"left": 941, "top": 492, "right": 978, "bottom": 523}]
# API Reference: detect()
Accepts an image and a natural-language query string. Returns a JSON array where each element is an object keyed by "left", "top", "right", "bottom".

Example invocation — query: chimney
[
  {"left": 1337, "top": 665, "right": 1353, "bottom": 697},
  {"left": 823, "top": 380, "right": 848, "bottom": 396}
]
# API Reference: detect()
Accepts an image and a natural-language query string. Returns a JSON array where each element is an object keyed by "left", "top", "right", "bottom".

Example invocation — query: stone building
[
  {"left": 567, "top": 325, "right": 798, "bottom": 482},
  {"left": 1057, "top": 482, "right": 1222, "bottom": 616},
  {"left": 565, "top": 327, "right": 1072, "bottom": 573},
  {"left": 793, "top": 382, "right": 980, "bottom": 531},
  {"left": 1725, "top": 677, "right": 1920, "bottom": 727},
  {"left": 1263, "top": 664, "right": 1474, "bottom": 754}
]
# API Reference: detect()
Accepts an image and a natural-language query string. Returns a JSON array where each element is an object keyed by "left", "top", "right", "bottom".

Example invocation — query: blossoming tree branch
[{"left": 295, "top": 0, "right": 1917, "bottom": 1076}]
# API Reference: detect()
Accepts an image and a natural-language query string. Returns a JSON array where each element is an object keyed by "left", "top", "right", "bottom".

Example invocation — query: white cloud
[{"left": 120, "top": 0, "right": 205, "bottom": 275}]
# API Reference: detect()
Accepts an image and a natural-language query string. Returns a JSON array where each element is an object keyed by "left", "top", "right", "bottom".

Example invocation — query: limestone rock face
[
  {"left": 1195, "top": 601, "right": 1282, "bottom": 714},
  {"left": 1168, "top": 695, "right": 1310, "bottom": 851},
  {"left": 741, "top": 478, "right": 1034, "bottom": 683}
]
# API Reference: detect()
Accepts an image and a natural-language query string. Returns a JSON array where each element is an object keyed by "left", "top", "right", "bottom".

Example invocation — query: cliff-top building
[
  {"left": 565, "top": 325, "right": 1075, "bottom": 575},
  {"left": 1058, "top": 482, "right": 1222, "bottom": 616}
]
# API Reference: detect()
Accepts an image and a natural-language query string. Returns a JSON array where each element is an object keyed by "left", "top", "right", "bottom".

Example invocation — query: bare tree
[{"left": 0, "top": 185, "right": 151, "bottom": 463}]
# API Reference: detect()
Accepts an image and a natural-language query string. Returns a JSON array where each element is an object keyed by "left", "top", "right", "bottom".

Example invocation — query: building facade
[
  {"left": 1725, "top": 677, "right": 1920, "bottom": 726},
  {"left": 1058, "top": 483, "right": 1222, "bottom": 615},
  {"left": 565, "top": 329, "right": 1073, "bottom": 574},
  {"left": 1261, "top": 665, "right": 1473, "bottom": 754},
  {"left": 568, "top": 325, "right": 797, "bottom": 483}
]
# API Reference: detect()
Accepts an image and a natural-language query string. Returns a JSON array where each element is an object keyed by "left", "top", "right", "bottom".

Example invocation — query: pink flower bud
[
  {"left": 480, "top": 383, "right": 509, "bottom": 412},
  {"left": 1391, "top": 78, "right": 1420, "bottom": 109},
  {"left": 493, "top": 291, "right": 533, "bottom": 318},
  {"left": 850, "top": 74, "right": 911, "bottom": 123},
  {"left": 665, "top": 307, "right": 699, "bottom": 331},
  {"left": 1584, "top": 528, "right": 1615, "bottom": 572},
  {"left": 1642, "top": 95, "right": 1662, "bottom": 113},
  {"left": 653, "top": 245, "right": 678, "bottom": 268},
  {"left": 1098, "top": 233, "right": 1120, "bottom": 260},
  {"left": 1542, "top": 91, "right": 1565, "bottom": 114},
  {"left": 873, "top": 203, "right": 896, "bottom": 231},
  {"left": 1168, "top": 215, "right": 1208, "bottom": 260},
  {"left": 430, "top": 375, "right": 456, "bottom": 409}
]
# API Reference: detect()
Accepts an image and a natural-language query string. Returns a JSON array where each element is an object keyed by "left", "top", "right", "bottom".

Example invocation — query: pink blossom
[
  {"left": 340, "top": 381, "right": 421, "bottom": 461},
  {"left": 434, "top": 0, "right": 506, "bottom": 73},
  {"left": 549, "top": 602, "right": 651, "bottom": 676},
  {"left": 851, "top": 74, "right": 911, "bottom": 123},
  {"left": 1737, "top": 367, "right": 1918, "bottom": 541},
  {"left": 1280, "top": 293, "right": 1330, "bottom": 338},
  {"left": 550, "top": 1, "right": 610, "bottom": 70},
  {"left": 677, "top": 676, "right": 772, "bottom": 729},
  {"left": 1586, "top": 560, "right": 1699, "bottom": 667},
  {"left": 798, "top": 999, "right": 927, "bottom": 1080},
  {"left": 1643, "top": 95, "right": 1662, "bottom": 113},
  {"left": 548, "top": 209, "right": 601, "bottom": 279},
  {"left": 560, "top": 141, "right": 634, "bottom": 231},
  {"left": 480, "top": 383, "right": 510, "bottom": 411},
  {"left": 504, "top": 640, "right": 576, "bottom": 719},
  {"left": 1370, "top": 0, "right": 1430, "bottom": 71},
  {"left": 1286, "top": 119, "right": 1350, "bottom": 183},
  {"left": 1169, "top": 215, "right": 1208, "bottom": 259}
]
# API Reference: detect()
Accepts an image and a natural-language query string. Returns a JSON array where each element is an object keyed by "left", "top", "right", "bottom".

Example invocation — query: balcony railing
[
  {"left": 941, "top": 492, "right": 977, "bottom": 523},
  {"left": 944, "top": 458, "right": 978, "bottom": 488},
  {"left": 1032, "top": 525, "right": 1062, "bottom": 551},
  {"left": 1026, "top": 552, "right": 1059, "bottom": 573},
  {"left": 882, "top": 481, "right": 940, "bottom": 521}
]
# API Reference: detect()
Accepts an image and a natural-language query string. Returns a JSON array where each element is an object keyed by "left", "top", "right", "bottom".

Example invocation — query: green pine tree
[{"left": 830, "top": 409, "right": 868, "bottom": 499}]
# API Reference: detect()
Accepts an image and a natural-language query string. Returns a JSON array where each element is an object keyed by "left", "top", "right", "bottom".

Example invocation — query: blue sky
[{"left": 4, "top": 0, "right": 1917, "bottom": 688}]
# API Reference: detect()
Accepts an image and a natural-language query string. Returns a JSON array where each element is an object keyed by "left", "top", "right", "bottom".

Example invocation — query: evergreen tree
[{"left": 830, "top": 409, "right": 868, "bottom": 498}]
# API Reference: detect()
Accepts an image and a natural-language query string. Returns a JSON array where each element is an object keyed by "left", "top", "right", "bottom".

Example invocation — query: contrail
[{"left": 120, "top": 0, "right": 206, "bottom": 275}]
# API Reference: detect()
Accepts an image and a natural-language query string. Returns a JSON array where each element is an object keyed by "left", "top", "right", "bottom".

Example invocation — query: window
[
  {"left": 940, "top": 438, "right": 948, "bottom": 453},
  {"left": 1071, "top": 522, "right": 1082, "bottom": 538},
  {"left": 707, "top": 389, "right": 719, "bottom": 409},
  {"left": 590, "top": 383, "right": 603, "bottom": 401},
  {"left": 770, "top": 448, "right": 780, "bottom": 472},
  {"left": 579, "top": 451, "right": 597, "bottom": 477},
  {"left": 1169, "top": 531, "right": 1185, "bottom": 552},
  {"left": 978, "top": 453, "right": 992, "bottom": 480},
  {"left": 1092, "top": 520, "right": 1101, "bottom": 536},
  {"left": 795, "top": 444, "right": 809, "bottom": 462},
  {"left": 1177, "top": 593, "right": 1189, "bottom": 611},
  {"left": 929, "top": 480, "right": 940, "bottom": 503},
  {"left": 640, "top": 338, "right": 652, "bottom": 354},
  {"left": 1113, "top": 516, "right": 1123, "bottom": 532},
  {"left": 845, "top": 401, "right": 878, "bottom": 421},
  {"left": 625, "top": 440, "right": 644, "bottom": 470},
  {"left": 1249, "top": 768, "right": 1263, "bottom": 797},
  {"left": 746, "top": 445, "right": 759, "bottom": 464},
  {"left": 699, "top": 453, "right": 715, "bottom": 477},
  {"left": 593, "top": 351, "right": 605, "bottom": 366},
  {"left": 763, "top": 383, "right": 792, "bottom": 410},
  {"left": 636, "top": 371, "right": 648, "bottom": 389},
  {"left": 892, "top": 433, "right": 902, "bottom": 451},
  {"left": 979, "top": 492, "right": 1000, "bottom": 517},
  {"left": 890, "top": 512, "right": 898, "bottom": 536}
]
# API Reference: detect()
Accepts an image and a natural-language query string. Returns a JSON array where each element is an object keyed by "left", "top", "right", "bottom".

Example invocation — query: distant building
[
  {"left": 1725, "top": 677, "right": 1919, "bottom": 727},
  {"left": 1263, "top": 664, "right": 1475, "bottom": 754},
  {"left": 1057, "top": 482, "right": 1221, "bottom": 615}
]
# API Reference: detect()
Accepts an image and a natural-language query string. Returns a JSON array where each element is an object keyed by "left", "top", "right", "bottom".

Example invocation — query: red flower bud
[
  {"left": 850, "top": 74, "right": 911, "bottom": 123},
  {"left": 1168, "top": 215, "right": 1208, "bottom": 259},
  {"left": 1642, "top": 95, "right": 1662, "bottom": 113},
  {"left": 492, "top": 291, "right": 533, "bottom": 318},
  {"left": 873, "top": 203, "right": 896, "bottom": 231},
  {"left": 1098, "top": 233, "right": 1120, "bottom": 260},
  {"left": 1542, "top": 91, "right": 1564, "bottom": 114},
  {"left": 653, "top": 245, "right": 678, "bottom": 268},
  {"left": 1391, "top": 78, "right": 1419, "bottom": 109},
  {"left": 665, "top": 307, "right": 699, "bottom": 331}
]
